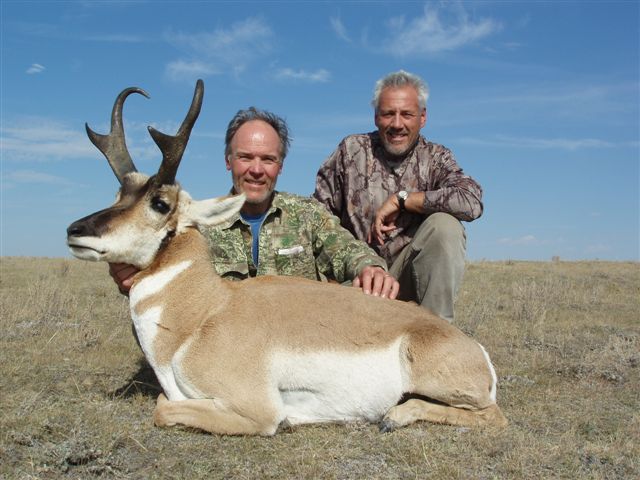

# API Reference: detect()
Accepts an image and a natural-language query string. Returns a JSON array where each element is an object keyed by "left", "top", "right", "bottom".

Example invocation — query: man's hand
[
  {"left": 369, "top": 194, "right": 401, "bottom": 245},
  {"left": 108, "top": 262, "right": 139, "bottom": 295},
  {"left": 353, "top": 265, "right": 399, "bottom": 300}
]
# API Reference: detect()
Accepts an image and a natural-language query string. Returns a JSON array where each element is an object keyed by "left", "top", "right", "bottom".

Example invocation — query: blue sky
[{"left": 1, "top": 1, "right": 638, "bottom": 261}]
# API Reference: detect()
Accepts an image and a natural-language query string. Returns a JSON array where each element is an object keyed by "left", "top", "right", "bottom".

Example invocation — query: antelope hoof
[
  {"left": 379, "top": 418, "right": 399, "bottom": 433},
  {"left": 153, "top": 393, "right": 175, "bottom": 427}
]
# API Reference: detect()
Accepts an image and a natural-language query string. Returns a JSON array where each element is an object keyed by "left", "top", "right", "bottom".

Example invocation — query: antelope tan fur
[{"left": 67, "top": 80, "right": 507, "bottom": 435}]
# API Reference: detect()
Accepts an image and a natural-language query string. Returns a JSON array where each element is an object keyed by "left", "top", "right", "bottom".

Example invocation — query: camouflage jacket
[
  {"left": 201, "top": 191, "right": 387, "bottom": 282},
  {"left": 313, "top": 132, "right": 483, "bottom": 265}
]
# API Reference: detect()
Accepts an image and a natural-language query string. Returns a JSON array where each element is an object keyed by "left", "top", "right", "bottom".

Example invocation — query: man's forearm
[{"left": 422, "top": 185, "right": 483, "bottom": 221}]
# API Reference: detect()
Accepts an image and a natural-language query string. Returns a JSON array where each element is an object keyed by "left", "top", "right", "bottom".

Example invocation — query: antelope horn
[
  {"left": 85, "top": 87, "right": 149, "bottom": 184},
  {"left": 149, "top": 79, "right": 204, "bottom": 186}
]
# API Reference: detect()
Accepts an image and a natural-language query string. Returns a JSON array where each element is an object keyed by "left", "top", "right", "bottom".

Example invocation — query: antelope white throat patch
[
  {"left": 130, "top": 260, "right": 192, "bottom": 307},
  {"left": 129, "top": 260, "right": 192, "bottom": 399}
]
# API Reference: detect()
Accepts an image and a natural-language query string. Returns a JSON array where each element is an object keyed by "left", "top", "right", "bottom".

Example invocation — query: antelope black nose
[{"left": 67, "top": 221, "right": 87, "bottom": 237}]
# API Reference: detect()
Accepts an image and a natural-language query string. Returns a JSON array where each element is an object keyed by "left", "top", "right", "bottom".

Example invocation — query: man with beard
[
  {"left": 314, "top": 71, "right": 483, "bottom": 322},
  {"left": 110, "top": 107, "right": 399, "bottom": 300}
]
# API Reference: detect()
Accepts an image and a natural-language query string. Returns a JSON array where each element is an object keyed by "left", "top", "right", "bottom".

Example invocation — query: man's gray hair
[
  {"left": 371, "top": 70, "right": 429, "bottom": 111},
  {"left": 225, "top": 107, "right": 291, "bottom": 161}
]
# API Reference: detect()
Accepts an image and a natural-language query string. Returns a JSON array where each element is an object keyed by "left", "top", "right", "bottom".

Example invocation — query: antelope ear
[{"left": 182, "top": 193, "right": 246, "bottom": 227}]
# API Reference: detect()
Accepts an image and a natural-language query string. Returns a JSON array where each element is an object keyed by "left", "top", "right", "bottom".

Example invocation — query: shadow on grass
[{"left": 111, "top": 358, "right": 161, "bottom": 399}]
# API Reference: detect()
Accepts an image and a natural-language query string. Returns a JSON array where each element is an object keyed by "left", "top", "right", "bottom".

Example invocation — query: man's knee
[{"left": 412, "top": 213, "right": 466, "bottom": 256}]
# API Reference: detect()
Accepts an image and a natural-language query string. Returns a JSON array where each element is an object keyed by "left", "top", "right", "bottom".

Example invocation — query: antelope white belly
[
  {"left": 272, "top": 338, "right": 408, "bottom": 425},
  {"left": 129, "top": 260, "right": 192, "bottom": 401},
  {"left": 478, "top": 343, "right": 498, "bottom": 403}
]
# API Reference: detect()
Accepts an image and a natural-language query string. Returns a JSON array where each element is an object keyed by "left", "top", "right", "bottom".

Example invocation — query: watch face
[{"left": 397, "top": 191, "right": 408, "bottom": 210}]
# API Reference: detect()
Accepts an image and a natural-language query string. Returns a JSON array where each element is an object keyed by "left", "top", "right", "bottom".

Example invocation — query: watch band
[{"left": 397, "top": 191, "right": 408, "bottom": 211}]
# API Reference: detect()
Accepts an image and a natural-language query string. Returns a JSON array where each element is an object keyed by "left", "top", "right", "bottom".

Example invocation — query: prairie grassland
[{"left": 1, "top": 257, "right": 638, "bottom": 479}]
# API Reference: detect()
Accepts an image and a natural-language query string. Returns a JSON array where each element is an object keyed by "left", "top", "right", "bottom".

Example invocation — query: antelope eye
[{"left": 151, "top": 197, "right": 171, "bottom": 214}]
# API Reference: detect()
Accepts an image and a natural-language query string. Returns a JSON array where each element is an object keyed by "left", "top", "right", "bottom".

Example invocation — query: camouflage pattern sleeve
[
  {"left": 422, "top": 144, "right": 483, "bottom": 222},
  {"left": 313, "top": 143, "right": 344, "bottom": 217},
  {"left": 200, "top": 221, "right": 253, "bottom": 280},
  {"left": 305, "top": 196, "right": 387, "bottom": 282}
]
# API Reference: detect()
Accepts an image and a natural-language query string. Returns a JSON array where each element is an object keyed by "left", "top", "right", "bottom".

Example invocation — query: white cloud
[
  {"left": 274, "top": 68, "right": 331, "bottom": 83},
  {"left": 457, "top": 134, "right": 635, "bottom": 151},
  {"left": 3, "top": 169, "right": 76, "bottom": 186},
  {"left": 503, "top": 41, "right": 523, "bottom": 51},
  {"left": 0, "top": 116, "right": 158, "bottom": 164},
  {"left": 166, "top": 60, "right": 219, "bottom": 82},
  {"left": 295, "top": 111, "right": 371, "bottom": 131},
  {"left": 1, "top": 118, "right": 94, "bottom": 162},
  {"left": 456, "top": 82, "right": 638, "bottom": 120},
  {"left": 438, "top": 81, "right": 639, "bottom": 131},
  {"left": 479, "top": 85, "right": 624, "bottom": 107},
  {"left": 381, "top": 2, "right": 500, "bottom": 57},
  {"left": 13, "top": 17, "right": 147, "bottom": 44},
  {"left": 498, "top": 235, "right": 539, "bottom": 246},
  {"left": 26, "top": 63, "right": 45, "bottom": 74},
  {"left": 164, "top": 17, "right": 273, "bottom": 81},
  {"left": 166, "top": 17, "right": 272, "bottom": 54},
  {"left": 330, "top": 16, "right": 351, "bottom": 42},
  {"left": 584, "top": 244, "right": 612, "bottom": 254},
  {"left": 84, "top": 33, "right": 145, "bottom": 43}
]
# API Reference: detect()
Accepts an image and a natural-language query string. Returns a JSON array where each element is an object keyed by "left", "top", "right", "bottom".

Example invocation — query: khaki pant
[{"left": 389, "top": 213, "right": 466, "bottom": 323}]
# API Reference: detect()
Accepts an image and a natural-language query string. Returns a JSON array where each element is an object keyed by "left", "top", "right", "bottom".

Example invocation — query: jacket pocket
[{"left": 273, "top": 241, "right": 318, "bottom": 280}]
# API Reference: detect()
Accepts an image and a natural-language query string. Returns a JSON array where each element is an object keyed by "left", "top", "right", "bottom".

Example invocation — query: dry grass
[{"left": 1, "top": 257, "right": 638, "bottom": 479}]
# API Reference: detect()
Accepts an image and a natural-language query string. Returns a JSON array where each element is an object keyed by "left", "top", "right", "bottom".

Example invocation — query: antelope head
[{"left": 66, "top": 80, "right": 245, "bottom": 268}]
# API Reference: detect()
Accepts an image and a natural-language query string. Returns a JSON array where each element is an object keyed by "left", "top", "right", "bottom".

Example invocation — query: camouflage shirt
[
  {"left": 313, "top": 132, "right": 483, "bottom": 265},
  {"left": 201, "top": 191, "right": 387, "bottom": 282}
]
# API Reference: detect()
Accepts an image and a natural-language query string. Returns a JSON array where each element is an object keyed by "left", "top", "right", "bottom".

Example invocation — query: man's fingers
[
  {"left": 355, "top": 266, "right": 399, "bottom": 301},
  {"left": 376, "top": 273, "right": 399, "bottom": 299},
  {"left": 371, "top": 210, "right": 398, "bottom": 245},
  {"left": 109, "top": 262, "right": 130, "bottom": 278},
  {"left": 388, "top": 277, "right": 400, "bottom": 300},
  {"left": 108, "top": 263, "right": 138, "bottom": 294},
  {"left": 370, "top": 270, "right": 386, "bottom": 297},
  {"left": 359, "top": 268, "right": 373, "bottom": 295}
]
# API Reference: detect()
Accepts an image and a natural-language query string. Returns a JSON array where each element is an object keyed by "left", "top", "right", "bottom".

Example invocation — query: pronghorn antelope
[{"left": 66, "top": 80, "right": 507, "bottom": 435}]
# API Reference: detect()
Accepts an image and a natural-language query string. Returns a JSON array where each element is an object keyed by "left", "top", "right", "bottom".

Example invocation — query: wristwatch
[{"left": 397, "top": 190, "right": 409, "bottom": 211}]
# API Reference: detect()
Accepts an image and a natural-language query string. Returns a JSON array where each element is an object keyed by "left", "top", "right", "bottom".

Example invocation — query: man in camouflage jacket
[
  {"left": 110, "top": 107, "right": 399, "bottom": 300},
  {"left": 314, "top": 70, "right": 483, "bottom": 322},
  {"left": 203, "top": 190, "right": 387, "bottom": 284}
]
